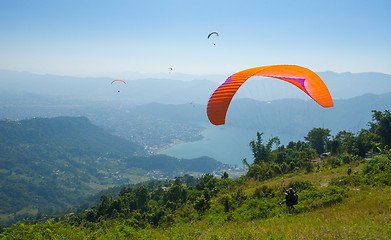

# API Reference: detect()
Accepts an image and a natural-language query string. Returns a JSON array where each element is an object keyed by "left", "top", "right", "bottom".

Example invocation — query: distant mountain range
[
  {"left": 318, "top": 71, "right": 391, "bottom": 100},
  {"left": 1, "top": 69, "right": 391, "bottom": 105},
  {"left": 0, "top": 69, "right": 217, "bottom": 105},
  {"left": 1, "top": 68, "right": 391, "bottom": 163}
]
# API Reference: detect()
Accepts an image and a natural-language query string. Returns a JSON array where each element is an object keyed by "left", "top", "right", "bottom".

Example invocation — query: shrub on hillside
[
  {"left": 286, "top": 180, "right": 316, "bottom": 192},
  {"left": 298, "top": 185, "right": 349, "bottom": 210},
  {"left": 330, "top": 155, "right": 391, "bottom": 187}
]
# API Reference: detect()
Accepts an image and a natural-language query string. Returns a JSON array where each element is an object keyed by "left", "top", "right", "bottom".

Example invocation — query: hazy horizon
[
  {"left": 2, "top": 67, "right": 391, "bottom": 82},
  {"left": 1, "top": 1, "right": 390, "bottom": 77}
]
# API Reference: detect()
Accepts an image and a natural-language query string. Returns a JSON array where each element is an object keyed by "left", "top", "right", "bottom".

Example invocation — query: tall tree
[
  {"left": 135, "top": 186, "right": 149, "bottom": 211},
  {"left": 196, "top": 173, "right": 216, "bottom": 191},
  {"left": 193, "top": 195, "right": 210, "bottom": 215},
  {"left": 369, "top": 110, "right": 391, "bottom": 148},
  {"left": 97, "top": 195, "right": 111, "bottom": 218},
  {"left": 304, "top": 128, "right": 331, "bottom": 154},
  {"left": 249, "top": 132, "right": 280, "bottom": 164}
]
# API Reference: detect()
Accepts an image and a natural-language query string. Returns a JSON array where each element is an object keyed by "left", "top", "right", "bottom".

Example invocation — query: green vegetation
[
  {"left": 0, "top": 117, "right": 222, "bottom": 226},
  {"left": 1, "top": 110, "right": 391, "bottom": 239}
]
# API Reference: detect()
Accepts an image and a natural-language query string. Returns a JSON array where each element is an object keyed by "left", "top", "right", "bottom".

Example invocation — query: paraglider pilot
[{"left": 279, "top": 187, "right": 298, "bottom": 209}]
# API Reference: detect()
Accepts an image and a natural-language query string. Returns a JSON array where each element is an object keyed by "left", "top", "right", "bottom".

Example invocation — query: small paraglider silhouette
[
  {"left": 111, "top": 79, "right": 126, "bottom": 93},
  {"left": 208, "top": 32, "right": 219, "bottom": 45}
]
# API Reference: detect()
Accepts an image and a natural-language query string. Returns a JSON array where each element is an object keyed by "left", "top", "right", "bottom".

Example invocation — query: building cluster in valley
[{"left": 144, "top": 165, "right": 248, "bottom": 181}]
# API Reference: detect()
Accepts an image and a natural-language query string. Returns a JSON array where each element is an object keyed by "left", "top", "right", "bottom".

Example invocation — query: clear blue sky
[{"left": 1, "top": 0, "right": 390, "bottom": 77}]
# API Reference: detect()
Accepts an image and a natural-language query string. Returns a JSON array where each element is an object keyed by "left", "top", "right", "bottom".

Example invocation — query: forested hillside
[
  {"left": 0, "top": 117, "right": 222, "bottom": 226},
  {"left": 0, "top": 116, "right": 143, "bottom": 155},
  {"left": 1, "top": 110, "right": 390, "bottom": 239}
]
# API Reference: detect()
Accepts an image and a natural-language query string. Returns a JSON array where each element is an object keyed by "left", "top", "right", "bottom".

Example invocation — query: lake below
[{"left": 160, "top": 124, "right": 257, "bottom": 165}]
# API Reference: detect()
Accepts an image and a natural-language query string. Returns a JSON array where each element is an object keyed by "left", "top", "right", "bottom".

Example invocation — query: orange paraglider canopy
[
  {"left": 207, "top": 65, "right": 333, "bottom": 125},
  {"left": 111, "top": 79, "right": 126, "bottom": 84}
]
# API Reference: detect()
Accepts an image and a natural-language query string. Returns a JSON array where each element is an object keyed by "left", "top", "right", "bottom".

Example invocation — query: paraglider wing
[
  {"left": 111, "top": 79, "right": 126, "bottom": 84},
  {"left": 207, "top": 32, "right": 219, "bottom": 38},
  {"left": 207, "top": 65, "right": 333, "bottom": 125}
]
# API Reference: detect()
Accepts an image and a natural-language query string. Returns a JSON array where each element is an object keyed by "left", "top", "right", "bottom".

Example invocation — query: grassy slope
[
  {"left": 155, "top": 188, "right": 390, "bottom": 240},
  {"left": 2, "top": 160, "right": 390, "bottom": 239}
]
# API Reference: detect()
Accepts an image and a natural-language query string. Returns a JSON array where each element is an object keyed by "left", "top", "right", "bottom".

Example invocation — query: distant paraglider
[
  {"left": 168, "top": 67, "right": 173, "bottom": 74},
  {"left": 111, "top": 79, "right": 126, "bottom": 84},
  {"left": 207, "top": 65, "right": 334, "bottom": 125},
  {"left": 111, "top": 79, "right": 126, "bottom": 93},
  {"left": 208, "top": 32, "right": 219, "bottom": 38},
  {"left": 208, "top": 32, "right": 219, "bottom": 45}
]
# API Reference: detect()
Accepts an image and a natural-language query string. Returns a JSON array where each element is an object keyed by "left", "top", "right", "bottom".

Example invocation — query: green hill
[
  {"left": 0, "top": 117, "right": 222, "bottom": 225},
  {"left": 1, "top": 110, "right": 390, "bottom": 239},
  {"left": 1, "top": 150, "right": 390, "bottom": 239},
  {"left": 0, "top": 116, "right": 143, "bottom": 155}
]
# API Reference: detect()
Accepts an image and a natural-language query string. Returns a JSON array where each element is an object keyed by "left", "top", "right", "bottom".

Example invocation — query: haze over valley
[{"left": 1, "top": 69, "right": 391, "bottom": 165}]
